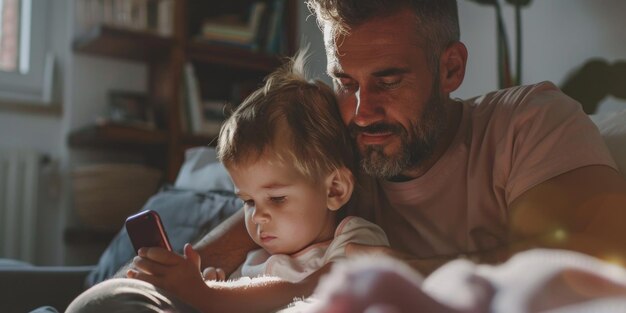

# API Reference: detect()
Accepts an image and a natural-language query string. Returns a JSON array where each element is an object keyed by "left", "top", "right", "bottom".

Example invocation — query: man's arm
[
  {"left": 432, "top": 164, "right": 626, "bottom": 268},
  {"left": 503, "top": 164, "right": 626, "bottom": 260},
  {"left": 347, "top": 165, "right": 626, "bottom": 275},
  {"left": 192, "top": 209, "right": 259, "bottom": 275}
]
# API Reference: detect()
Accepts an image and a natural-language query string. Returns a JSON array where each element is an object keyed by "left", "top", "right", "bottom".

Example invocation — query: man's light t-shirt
[{"left": 354, "top": 81, "right": 617, "bottom": 258}]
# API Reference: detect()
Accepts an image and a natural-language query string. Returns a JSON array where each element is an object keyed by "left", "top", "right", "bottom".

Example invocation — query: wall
[
  {"left": 0, "top": 0, "right": 148, "bottom": 265},
  {"left": 0, "top": 0, "right": 66, "bottom": 155},
  {"left": 0, "top": 0, "right": 70, "bottom": 265},
  {"left": 298, "top": 0, "right": 626, "bottom": 114},
  {"left": 298, "top": 2, "right": 329, "bottom": 85},
  {"left": 456, "top": 0, "right": 626, "bottom": 114}
]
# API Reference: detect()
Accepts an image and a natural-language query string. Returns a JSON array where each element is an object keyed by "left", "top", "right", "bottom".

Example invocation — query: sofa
[{"left": 1, "top": 109, "right": 625, "bottom": 313}]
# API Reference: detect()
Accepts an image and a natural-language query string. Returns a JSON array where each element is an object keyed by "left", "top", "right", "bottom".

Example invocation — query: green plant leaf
[{"left": 505, "top": 0, "right": 533, "bottom": 7}]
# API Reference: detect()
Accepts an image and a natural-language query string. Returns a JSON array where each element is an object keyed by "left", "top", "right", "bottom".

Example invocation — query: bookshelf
[
  {"left": 69, "top": 0, "right": 297, "bottom": 182},
  {"left": 68, "top": 123, "right": 168, "bottom": 148},
  {"left": 72, "top": 25, "right": 175, "bottom": 62}
]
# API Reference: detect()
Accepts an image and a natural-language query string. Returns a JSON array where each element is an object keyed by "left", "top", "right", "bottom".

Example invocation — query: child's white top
[{"left": 229, "top": 216, "right": 389, "bottom": 283}]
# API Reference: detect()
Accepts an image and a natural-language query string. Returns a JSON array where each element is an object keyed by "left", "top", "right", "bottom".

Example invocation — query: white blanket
[{"left": 280, "top": 249, "right": 626, "bottom": 313}]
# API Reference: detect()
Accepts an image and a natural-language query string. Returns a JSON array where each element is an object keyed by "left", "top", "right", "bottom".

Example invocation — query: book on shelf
[
  {"left": 198, "top": 1, "right": 267, "bottom": 50},
  {"left": 197, "top": 0, "right": 287, "bottom": 54},
  {"left": 183, "top": 62, "right": 203, "bottom": 135},
  {"left": 178, "top": 83, "right": 190, "bottom": 133},
  {"left": 264, "top": 0, "right": 286, "bottom": 54},
  {"left": 182, "top": 63, "right": 228, "bottom": 136},
  {"left": 76, "top": 0, "right": 173, "bottom": 36},
  {"left": 156, "top": 0, "right": 174, "bottom": 36}
]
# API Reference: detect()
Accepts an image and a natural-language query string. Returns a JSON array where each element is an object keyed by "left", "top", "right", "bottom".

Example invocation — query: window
[
  {"left": 0, "top": 0, "right": 20, "bottom": 72},
  {"left": 0, "top": 0, "right": 52, "bottom": 104}
]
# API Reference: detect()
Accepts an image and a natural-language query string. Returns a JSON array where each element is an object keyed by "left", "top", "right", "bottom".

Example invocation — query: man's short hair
[
  {"left": 306, "top": 0, "right": 460, "bottom": 72},
  {"left": 217, "top": 51, "right": 356, "bottom": 181}
]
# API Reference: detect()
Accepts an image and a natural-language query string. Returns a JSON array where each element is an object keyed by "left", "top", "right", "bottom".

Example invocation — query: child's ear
[{"left": 326, "top": 167, "right": 354, "bottom": 211}]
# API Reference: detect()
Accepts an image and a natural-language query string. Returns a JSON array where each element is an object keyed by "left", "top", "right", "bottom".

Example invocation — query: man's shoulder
[
  {"left": 466, "top": 81, "right": 562, "bottom": 108},
  {"left": 463, "top": 81, "right": 581, "bottom": 124}
]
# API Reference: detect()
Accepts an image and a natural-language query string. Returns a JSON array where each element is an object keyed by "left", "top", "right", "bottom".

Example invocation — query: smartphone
[{"left": 125, "top": 210, "right": 172, "bottom": 254}]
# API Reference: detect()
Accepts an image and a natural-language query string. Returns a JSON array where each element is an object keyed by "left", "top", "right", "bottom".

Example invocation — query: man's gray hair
[{"left": 306, "top": 0, "right": 460, "bottom": 72}]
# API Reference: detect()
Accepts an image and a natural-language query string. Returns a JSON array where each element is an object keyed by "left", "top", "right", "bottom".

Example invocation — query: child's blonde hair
[{"left": 217, "top": 50, "right": 355, "bottom": 181}]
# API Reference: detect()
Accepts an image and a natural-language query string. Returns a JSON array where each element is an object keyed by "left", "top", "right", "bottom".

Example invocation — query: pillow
[
  {"left": 174, "top": 147, "right": 235, "bottom": 193},
  {"left": 85, "top": 187, "right": 242, "bottom": 287},
  {"left": 591, "top": 109, "right": 626, "bottom": 175}
]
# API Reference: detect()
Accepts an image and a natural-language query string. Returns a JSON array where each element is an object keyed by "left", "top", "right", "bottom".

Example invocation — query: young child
[
  {"left": 66, "top": 51, "right": 389, "bottom": 313},
  {"left": 210, "top": 51, "right": 389, "bottom": 283}
]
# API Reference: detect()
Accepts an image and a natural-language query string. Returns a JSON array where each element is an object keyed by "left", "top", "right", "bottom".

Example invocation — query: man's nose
[{"left": 353, "top": 87, "right": 384, "bottom": 127}]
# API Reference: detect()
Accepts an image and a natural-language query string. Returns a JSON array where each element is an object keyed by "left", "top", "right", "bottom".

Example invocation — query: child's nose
[{"left": 252, "top": 206, "right": 270, "bottom": 224}]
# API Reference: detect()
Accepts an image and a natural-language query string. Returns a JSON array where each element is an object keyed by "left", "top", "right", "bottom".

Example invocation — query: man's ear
[
  {"left": 326, "top": 167, "right": 354, "bottom": 211},
  {"left": 439, "top": 41, "right": 468, "bottom": 94}
]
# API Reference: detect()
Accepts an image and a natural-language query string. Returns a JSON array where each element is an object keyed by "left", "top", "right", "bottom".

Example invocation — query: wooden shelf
[
  {"left": 68, "top": 123, "right": 168, "bottom": 149},
  {"left": 73, "top": 26, "right": 175, "bottom": 62},
  {"left": 69, "top": 1, "right": 296, "bottom": 183},
  {"left": 187, "top": 40, "right": 283, "bottom": 72}
]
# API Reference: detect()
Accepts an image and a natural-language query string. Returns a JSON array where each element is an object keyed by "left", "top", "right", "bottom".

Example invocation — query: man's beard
[{"left": 349, "top": 88, "right": 447, "bottom": 179}]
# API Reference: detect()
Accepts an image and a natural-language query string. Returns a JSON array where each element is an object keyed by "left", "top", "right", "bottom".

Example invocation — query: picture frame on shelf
[{"left": 104, "top": 90, "right": 156, "bottom": 130}]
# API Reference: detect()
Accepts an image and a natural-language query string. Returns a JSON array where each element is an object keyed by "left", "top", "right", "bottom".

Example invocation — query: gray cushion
[
  {"left": 174, "top": 147, "right": 235, "bottom": 193},
  {"left": 85, "top": 186, "right": 241, "bottom": 286}
]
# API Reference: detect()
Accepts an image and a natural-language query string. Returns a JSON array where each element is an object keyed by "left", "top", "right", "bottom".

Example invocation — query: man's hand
[
  {"left": 345, "top": 243, "right": 452, "bottom": 275},
  {"left": 128, "top": 243, "right": 207, "bottom": 305}
]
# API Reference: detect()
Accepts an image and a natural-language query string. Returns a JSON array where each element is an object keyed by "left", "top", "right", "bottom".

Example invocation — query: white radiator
[{"left": 0, "top": 149, "right": 43, "bottom": 263}]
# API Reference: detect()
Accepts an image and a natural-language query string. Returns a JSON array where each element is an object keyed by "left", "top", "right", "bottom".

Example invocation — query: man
[
  {"left": 190, "top": 0, "right": 624, "bottom": 303},
  {"left": 200, "top": 0, "right": 626, "bottom": 275},
  {"left": 68, "top": 0, "right": 626, "bottom": 312},
  {"left": 203, "top": 0, "right": 626, "bottom": 296}
]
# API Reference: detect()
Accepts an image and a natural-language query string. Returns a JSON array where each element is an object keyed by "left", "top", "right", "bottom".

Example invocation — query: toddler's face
[{"left": 228, "top": 156, "right": 337, "bottom": 255}]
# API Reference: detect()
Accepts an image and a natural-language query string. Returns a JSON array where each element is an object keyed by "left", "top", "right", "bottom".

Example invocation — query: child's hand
[
  {"left": 127, "top": 243, "right": 207, "bottom": 304},
  {"left": 202, "top": 266, "right": 227, "bottom": 281}
]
